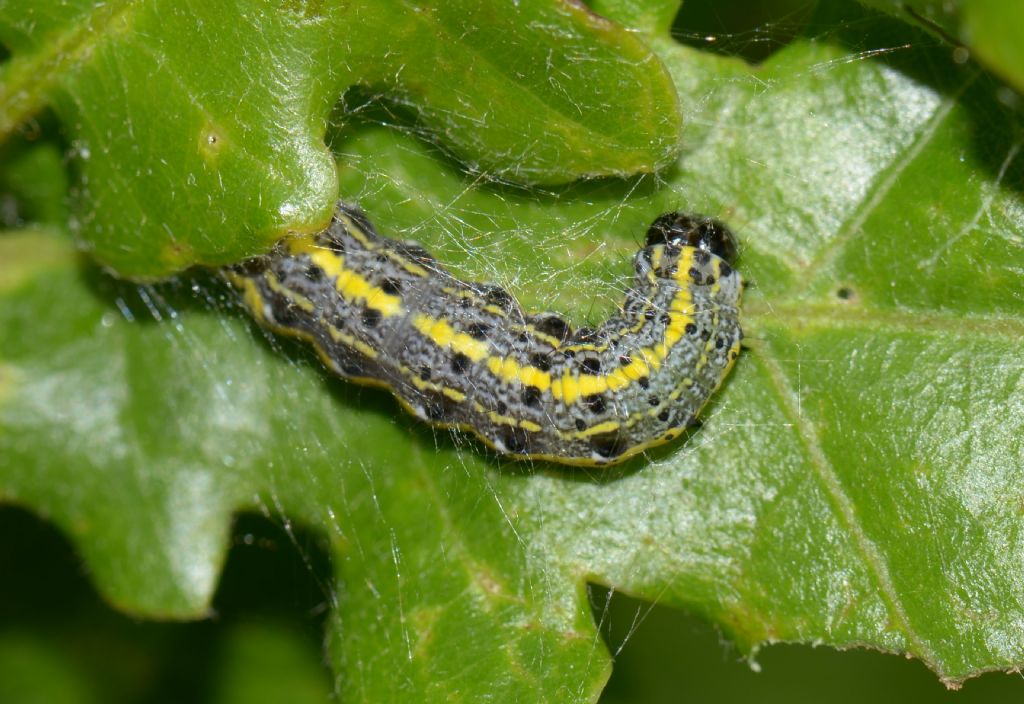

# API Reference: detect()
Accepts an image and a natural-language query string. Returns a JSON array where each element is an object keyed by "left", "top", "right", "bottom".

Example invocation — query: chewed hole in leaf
[{"left": 835, "top": 285, "right": 856, "bottom": 301}]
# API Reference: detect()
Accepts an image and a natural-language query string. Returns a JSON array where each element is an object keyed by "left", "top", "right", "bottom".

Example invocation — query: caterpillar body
[{"left": 229, "top": 202, "right": 743, "bottom": 467}]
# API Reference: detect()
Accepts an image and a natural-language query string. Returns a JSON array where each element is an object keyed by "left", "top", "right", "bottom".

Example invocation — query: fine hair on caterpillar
[{"left": 229, "top": 201, "right": 743, "bottom": 466}]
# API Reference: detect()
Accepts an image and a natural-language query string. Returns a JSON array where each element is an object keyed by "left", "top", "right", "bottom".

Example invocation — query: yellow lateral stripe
[
  {"left": 230, "top": 202, "right": 743, "bottom": 467},
  {"left": 406, "top": 370, "right": 467, "bottom": 402},
  {"left": 265, "top": 272, "right": 314, "bottom": 312},
  {"left": 233, "top": 276, "right": 269, "bottom": 323},
  {"left": 487, "top": 410, "right": 519, "bottom": 427},
  {"left": 412, "top": 314, "right": 491, "bottom": 362},
  {"left": 325, "top": 322, "right": 379, "bottom": 359},
  {"left": 484, "top": 410, "right": 543, "bottom": 432},
  {"left": 572, "top": 419, "right": 620, "bottom": 439},
  {"left": 526, "top": 326, "right": 564, "bottom": 348},
  {"left": 353, "top": 338, "right": 379, "bottom": 360},
  {"left": 398, "top": 259, "right": 430, "bottom": 278},
  {"left": 442, "top": 388, "right": 465, "bottom": 402}
]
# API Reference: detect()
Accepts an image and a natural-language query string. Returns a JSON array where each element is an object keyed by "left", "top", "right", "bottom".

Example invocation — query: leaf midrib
[
  {"left": 753, "top": 342, "right": 939, "bottom": 665},
  {"left": 797, "top": 71, "right": 978, "bottom": 293},
  {"left": 747, "top": 301, "right": 1024, "bottom": 338},
  {"left": 742, "top": 65, "right": 1005, "bottom": 677}
]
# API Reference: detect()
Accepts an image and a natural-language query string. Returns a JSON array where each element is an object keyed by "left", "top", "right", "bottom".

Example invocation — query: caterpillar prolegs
[{"left": 229, "top": 202, "right": 743, "bottom": 466}]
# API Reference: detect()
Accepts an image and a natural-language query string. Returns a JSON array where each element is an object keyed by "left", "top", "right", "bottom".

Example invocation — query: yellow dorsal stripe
[
  {"left": 334, "top": 213, "right": 431, "bottom": 277},
  {"left": 334, "top": 213, "right": 373, "bottom": 248},
  {"left": 287, "top": 231, "right": 705, "bottom": 410},
  {"left": 486, "top": 356, "right": 553, "bottom": 392},
  {"left": 671, "top": 248, "right": 696, "bottom": 285},
  {"left": 605, "top": 357, "right": 651, "bottom": 392},
  {"left": 412, "top": 315, "right": 491, "bottom": 362},
  {"left": 288, "top": 235, "right": 404, "bottom": 318}
]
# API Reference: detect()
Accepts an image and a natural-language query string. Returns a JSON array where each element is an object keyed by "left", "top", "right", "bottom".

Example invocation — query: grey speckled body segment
[{"left": 231, "top": 202, "right": 743, "bottom": 466}]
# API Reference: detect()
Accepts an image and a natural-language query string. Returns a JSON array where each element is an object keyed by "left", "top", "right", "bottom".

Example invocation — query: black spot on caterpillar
[{"left": 228, "top": 202, "right": 743, "bottom": 466}]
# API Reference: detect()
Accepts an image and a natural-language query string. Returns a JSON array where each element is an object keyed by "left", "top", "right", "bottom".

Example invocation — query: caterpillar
[{"left": 228, "top": 202, "right": 743, "bottom": 466}]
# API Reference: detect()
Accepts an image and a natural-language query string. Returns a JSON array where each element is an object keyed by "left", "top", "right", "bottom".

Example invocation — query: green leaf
[
  {"left": 0, "top": 634, "right": 96, "bottom": 704},
  {"left": 211, "top": 623, "right": 332, "bottom": 704},
  {"left": 857, "top": 0, "right": 1024, "bottom": 93},
  {"left": 2, "top": 0, "right": 1024, "bottom": 700},
  {"left": 0, "top": 0, "right": 679, "bottom": 278},
  {"left": 0, "top": 139, "right": 68, "bottom": 227}
]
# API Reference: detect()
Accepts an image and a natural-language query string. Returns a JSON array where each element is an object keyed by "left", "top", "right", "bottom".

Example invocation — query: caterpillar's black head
[{"left": 645, "top": 212, "right": 737, "bottom": 264}]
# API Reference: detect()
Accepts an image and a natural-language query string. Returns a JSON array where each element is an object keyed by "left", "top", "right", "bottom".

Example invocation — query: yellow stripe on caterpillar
[{"left": 230, "top": 202, "right": 743, "bottom": 466}]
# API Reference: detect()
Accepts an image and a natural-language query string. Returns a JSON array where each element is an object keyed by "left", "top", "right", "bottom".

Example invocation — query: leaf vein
[{"left": 755, "top": 342, "right": 939, "bottom": 664}]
